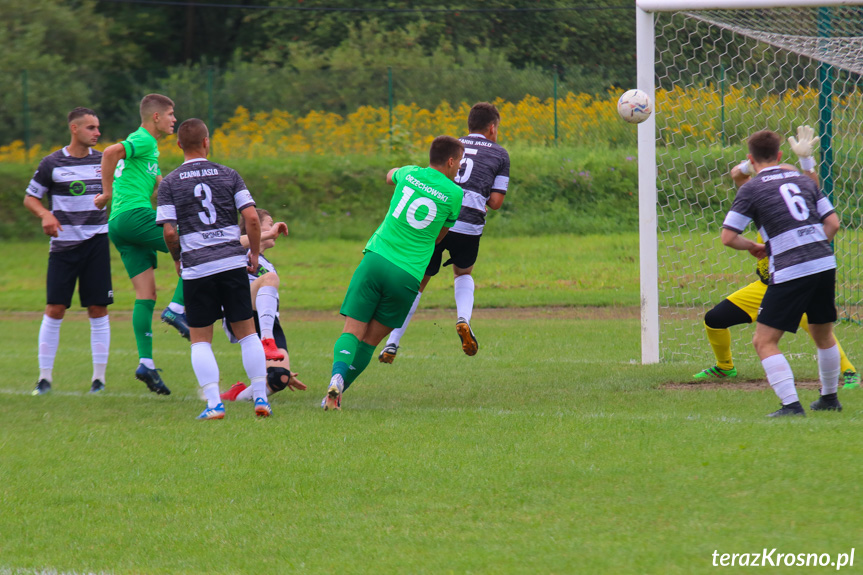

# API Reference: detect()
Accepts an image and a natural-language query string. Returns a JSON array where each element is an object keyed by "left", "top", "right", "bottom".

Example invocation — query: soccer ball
[{"left": 617, "top": 89, "right": 652, "bottom": 124}]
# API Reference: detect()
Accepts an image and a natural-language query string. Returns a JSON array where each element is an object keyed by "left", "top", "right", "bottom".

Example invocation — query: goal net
[{"left": 639, "top": 2, "right": 863, "bottom": 366}]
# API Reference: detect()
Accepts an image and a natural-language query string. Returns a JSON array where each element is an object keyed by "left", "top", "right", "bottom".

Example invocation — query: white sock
[
  {"left": 387, "top": 292, "right": 422, "bottom": 347},
  {"left": 168, "top": 302, "right": 184, "bottom": 314},
  {"left": 818, "top": 344, "right": 841, "bottom": 396},
  {"left": 38, "top": 315, "right": 63, "bottom": 382},
  {"left": 762, "top": 353, "right": 798, "bottom": 405},
  {"left": 191, "top": 342, "right": 221, "bottom": 408},
  {"left": 139, "top": 358, "right": 156, "bottom": 370},
  {"left": 90, "top": 316, "right": 110, "bottom": 382},
  {"left": 236, "top": 385, "right": 254, "bottom": 402},
  {"left": 201, "top": 383, "right": 221, "bottom": 408},
  {"left": 454, "top": 274, "right": 475, "bottom": 323},
  {"left": 239, "top": 334, "right": 268, "bottom": 401},
  {"left": 256, "top": 286, "right": 279, "bottom": 340}
]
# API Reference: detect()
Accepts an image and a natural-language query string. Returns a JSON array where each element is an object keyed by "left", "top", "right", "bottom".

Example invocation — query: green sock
[
  {"left": 171, "top": 278, "right": 185, "bottom": 306},
  {"left": 332, "top": 333, "right": 360, "bottom": 379},
  {"left": 133, "top": 299, "right": 156, "bottom": 360},
  {"left": 344, "top": 341, "right": 376, "bottom": 391}
]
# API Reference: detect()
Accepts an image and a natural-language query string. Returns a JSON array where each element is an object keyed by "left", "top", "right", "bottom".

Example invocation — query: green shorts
[
  {"left": 340, "top": 251, "right": 420, "bottom": 328},
  {"left": 108, "top": 207, "right": 168, "bottom": 279}
]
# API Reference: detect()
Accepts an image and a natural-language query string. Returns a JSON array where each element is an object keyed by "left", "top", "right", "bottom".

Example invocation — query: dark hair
[
  {"left": 748, "top": 130, "right": 782, "bottom": 163},
  {"left": 68, "top": 107, "right": 97, "bottom": 123},
  {"left": 429, "top": 135, "right": 464, "bottom": 166},
  {"left": 140, "top": 93, "right": 174, "bottom": 120},
  {"left": 177, "top": 118, "right": 209, "bottom": 150},
  {"left": 467, "top": 102, "right": 500, "bottom": 133},
  {"left": 240, "top": 208, "right": 271, "bottom": 235}
]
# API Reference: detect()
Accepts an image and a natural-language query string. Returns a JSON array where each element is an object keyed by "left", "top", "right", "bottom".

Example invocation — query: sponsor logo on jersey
[
  {"left": 201, "top": 230, "right": 225, "bottom": 240},
  {"left": 69, "top": 181, "right": 86, "bottom": 196}
]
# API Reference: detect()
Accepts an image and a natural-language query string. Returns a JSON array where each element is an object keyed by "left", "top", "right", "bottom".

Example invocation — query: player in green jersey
[
  {"left": 95, "top": 94, "right": 184, "bottom": 395},
  {"left": 322, "top": 135, "right": 465, "bottom": 411}
]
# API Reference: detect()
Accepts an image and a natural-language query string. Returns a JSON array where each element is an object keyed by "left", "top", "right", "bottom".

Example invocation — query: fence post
[
  {"left": 720, "top": 63, "right": 726, "bottom": 147},
  {"left": 207, "top": 66, "right": 215, "bottom": 154},
  {"left": 388, "top": 66, "right": 393, "bottom": 152},
  {"left": 817, "top": 6, "right": 834, "bottom": 203},
  {"left": 553, "top": 67, "right": 559, "bottom": 144},
  {"left": 22, "top": 70, "right": 30, "bottom": 162}
]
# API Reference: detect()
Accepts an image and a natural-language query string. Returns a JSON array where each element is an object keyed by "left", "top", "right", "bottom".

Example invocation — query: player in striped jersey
[
  {"left": 721, "top": 127, "right": 841, "bottom": 417},
  {"left": 24, "top": 107, "right": 112, "bottom": 395},
  {"left": 156, "top": 118, "right": 272, "bottom": 419},
  {"left": 694, "top": 156, "right": 859, "bottom": 389},
  {"left": 220, "top": 209, "right": 307, "bottom": 403},
  {"left": 380, "top": 102, "right": 510, "bottom": 362}
]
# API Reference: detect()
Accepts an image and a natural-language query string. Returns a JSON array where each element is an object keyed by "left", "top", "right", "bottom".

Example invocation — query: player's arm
[
  {"left": 436, "top": 226, "right": 449, "bottom": 244},
  {"left": 386, "top": 168, "right": 399, "bottom": 185},
  {"left": 96, "top": 142, "right": 126, "bottom": 209},
  {"left": 822, "top": 212, "right": 840, "bottom": 242},
  {"left": 23, "top": 195, "right": 62, "bottom": 238},
  {"left": 721, "top": 228, "right": 766, "bottom": 259},
  {"left": 486, "top": 154, "right": 510, "bottom": 210},
  {"left": 162, "top": 222, "right": 182, "bottom": 276},
  {"left": 153, "top": 175, "right": 163, "bottom": 198},
  {"left": 730, "top": 161, "right": 752, "bottom": 189},
  {"left": 241, "top": 205, "right": 261, "bottom": 273}
]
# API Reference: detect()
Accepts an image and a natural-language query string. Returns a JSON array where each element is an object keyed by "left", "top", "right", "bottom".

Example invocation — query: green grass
[{"left": 2, "top": 236, "right": 863, "bottom": 573}]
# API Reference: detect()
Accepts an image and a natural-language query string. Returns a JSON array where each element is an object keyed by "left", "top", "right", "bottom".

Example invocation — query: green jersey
[
  {"left": 108, "top": 127, "right": 161, "bottom": 221},
  {"left": 365, "top": 165, "right": 463, "bottom": 281}
]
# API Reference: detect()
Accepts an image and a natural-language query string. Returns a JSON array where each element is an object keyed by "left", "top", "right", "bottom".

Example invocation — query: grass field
[{"left": 2, "top": 236, "right": 863, "bottom": 574}]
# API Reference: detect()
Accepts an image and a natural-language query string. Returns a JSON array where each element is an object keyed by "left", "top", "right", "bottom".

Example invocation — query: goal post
[{"left": 634, "top": 0, "right": 863, "bottom": 365}]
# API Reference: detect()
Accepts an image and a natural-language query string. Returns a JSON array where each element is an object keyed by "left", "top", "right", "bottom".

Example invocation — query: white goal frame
[{"left": 634, "top": 0, "right": 863, "bottom": 364}]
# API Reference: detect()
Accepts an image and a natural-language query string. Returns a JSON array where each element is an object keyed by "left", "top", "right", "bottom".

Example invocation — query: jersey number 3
[
  {"left": 392, "top": 186, "right": 437, "bottom": 230},
  {"left": 779, "top": 182, "right": 810, "bottom": 222},
  {"left": 195, "top": 183, "right": 217, "bottom": 225}
]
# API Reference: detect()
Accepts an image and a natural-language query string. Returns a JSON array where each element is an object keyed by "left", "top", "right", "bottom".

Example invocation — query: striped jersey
[
  {"left": 155, "top": 158, "right": 255, "bottom": 280},
  {"left": 450, "top": 134, "right": 510, "bottom": 236},
  {"left": 25, "top": 147, "right": 106, "bottom": 252},
  {"left": 723, "top": 166, "right": 836, "bottom": 284}
]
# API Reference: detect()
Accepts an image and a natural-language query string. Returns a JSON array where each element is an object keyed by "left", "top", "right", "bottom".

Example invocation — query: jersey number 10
[{"left": 392, "top": 185, "right": 438, "bottom": 230}]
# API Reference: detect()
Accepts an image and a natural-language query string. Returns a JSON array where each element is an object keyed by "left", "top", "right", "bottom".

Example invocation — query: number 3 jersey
[
  {"left": 156, "top": 158, "right": 256, "bottom": 280},
  {"left": 723, "top": 166, "right": 836, "bottom": 284},
  {"left": 365, "top": 165, "right": 463, "bottom": 282}
]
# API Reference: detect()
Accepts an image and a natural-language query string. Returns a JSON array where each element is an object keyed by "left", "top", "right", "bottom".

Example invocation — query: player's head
[
  {"left": 177, "top": 118, "right": 209, "bottom": 156},
  {"left": 468, "top": 102, "right": 501, "bottom": 142},
  {"left": 140, "top": 93, "right": 176, "bottom": 135},
  {"left": 67, "top": 107, "right": 100, "bottom": 148},
  {"left": 747, "top": 130, "right": 782, "bottom": 165},
  {"left": 429, "top": 135, "right": 465, "bottom": 181}
]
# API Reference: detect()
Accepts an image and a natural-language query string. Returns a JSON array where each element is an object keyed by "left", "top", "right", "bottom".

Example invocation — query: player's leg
[
  {"left": 448, "top": 233, "right": 482, "bottom": 356},
  {"left": 755, "top": 280, "right": 809, "bottom": 417},
  {"left": 799, "top": 313, "right": 859, "bottom": 390},
  {"left": 35, "top": 249, "right": 77, "bottom": 395},
  {"left": 189, "top": 323, "right": 225, "bottom": 419},
  {"left": 161, "top": 278, "right": 189, "bottom": 340},
  {"left": 79, "top": 234, "right": 113, "bottom": 393},
  {"left": 693, "top": 281, "right": 762, "bottom": 381},
  {"left": 381, "top": 238, "right": 448, "bottom": 362},
  {"left": 251, "top": 272, "right": 283, "bottom": 360},
  {"left": 109, "top": 209, "right": 173, "bottom": 390},
  {"left": 223, "top": 269, "right": 270, "bottom": 416},
  {"left": 229, "top": 315, "right": 305, "bottom": 402},
  {"left": 805, "top": 269, "right": 842, "bottom": 412},
  {"left": 345, "top": 257, "right": 419, "bottom": 396}
]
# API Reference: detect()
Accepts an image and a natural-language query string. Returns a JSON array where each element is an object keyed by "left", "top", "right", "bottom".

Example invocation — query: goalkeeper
[{"left": 694, "top": 125, "right": 860, "bottom": 390}]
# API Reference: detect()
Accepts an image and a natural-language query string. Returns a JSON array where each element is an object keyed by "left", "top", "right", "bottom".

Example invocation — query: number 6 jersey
[
  {"left": 156, "top": 158, "right": 256, "bottom": 279},
  {"left": 364, "top": 165, "right": 463, "bottom": 282},
  {"left": 722, "top": 165, "right": 836, "bottom": 284}
]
